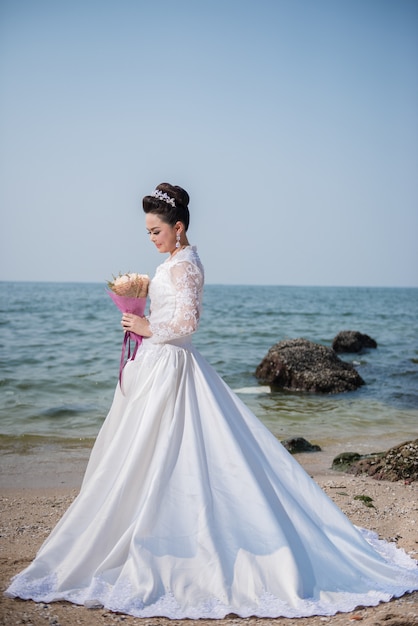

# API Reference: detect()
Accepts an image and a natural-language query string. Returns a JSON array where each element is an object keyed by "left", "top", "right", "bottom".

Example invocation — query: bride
[{"left": 6, "top": 183, "right": 418, "bottom": 619}]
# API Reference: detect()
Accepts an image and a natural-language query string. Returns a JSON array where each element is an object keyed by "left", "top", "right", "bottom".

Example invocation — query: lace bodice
[{"left": 147, "top": 246, "right": 204, "bottom": 343}]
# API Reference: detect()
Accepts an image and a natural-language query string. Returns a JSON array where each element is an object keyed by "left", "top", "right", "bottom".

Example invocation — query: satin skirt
[{"left": 6, "top": 339, "right": 418, "bottom": 618}]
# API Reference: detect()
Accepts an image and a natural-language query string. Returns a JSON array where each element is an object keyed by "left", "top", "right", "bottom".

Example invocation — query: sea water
[{"left": 0, "top": 282, "right": 417, "bottom": 463}]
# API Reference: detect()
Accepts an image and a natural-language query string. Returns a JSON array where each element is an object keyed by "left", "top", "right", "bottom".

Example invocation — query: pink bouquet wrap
[
  {"left": 107, "top": 272, "right": 150, "bottom": 385},
  {"left": 108, "top": 292, "right": 147, "bottom": 384}
]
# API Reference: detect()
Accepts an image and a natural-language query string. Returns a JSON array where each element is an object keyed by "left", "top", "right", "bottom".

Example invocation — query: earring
[{"left": 175, "top": 233, "right": 181, "bottom": 249}]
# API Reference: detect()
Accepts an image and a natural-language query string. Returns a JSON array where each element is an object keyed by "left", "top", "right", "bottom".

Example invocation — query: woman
[{"left": 6, "top": 183, "right": 418, "bottom": 619}]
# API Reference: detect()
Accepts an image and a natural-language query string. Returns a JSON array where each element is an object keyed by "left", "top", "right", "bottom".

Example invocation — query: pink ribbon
[
  {"left": 107, "top": 291, "right": 147, "bottom": 385},
  {"left": 119, "top": 331, "right": 141, "bottom": 385}
]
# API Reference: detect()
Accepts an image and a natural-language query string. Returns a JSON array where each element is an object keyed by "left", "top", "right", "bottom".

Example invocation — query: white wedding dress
[{"left": 6, "top": 246, "right": 418, "bottom": 619}]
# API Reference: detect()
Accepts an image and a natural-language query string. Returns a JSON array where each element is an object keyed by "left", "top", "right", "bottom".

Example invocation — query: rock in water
[
  {"left": 255, "top": 338, "right": 365, "bottom": 393},
  {"left": 332, "top": 330, "right": 377, "bottom": 353},
  {"left": 281, "top": 437, "right": 321, "bottom": 453}
]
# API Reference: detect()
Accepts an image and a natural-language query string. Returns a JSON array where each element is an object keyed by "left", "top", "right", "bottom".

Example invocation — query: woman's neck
[{"left": 169, "top": 243, "right": 189, "bottom": 259}]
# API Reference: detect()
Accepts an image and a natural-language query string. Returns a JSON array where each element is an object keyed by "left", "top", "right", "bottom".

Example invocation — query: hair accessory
[{"left": 151, "top": 190, "right": 176, "bottom": 207}]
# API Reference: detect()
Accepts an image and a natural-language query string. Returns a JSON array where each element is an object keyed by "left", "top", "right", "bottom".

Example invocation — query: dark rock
[
  {"left": 332, "top": 330, "right": 377, "bottom": 353},
  {"left": 332, "top": 439, "right": 418, "bottom": 482},
  {"left": 281, "top": 437, "right": 321, "bottom": 454},
  {"left": 332, "top": 452, "right": 362, "bottom": 471},
  {"left": 255, "top": 338, "right": 365, "bottom": 393}
]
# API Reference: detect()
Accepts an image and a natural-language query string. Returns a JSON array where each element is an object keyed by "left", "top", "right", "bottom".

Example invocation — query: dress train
[{"left": 6, "top": 338, "right": 418, "bottom": 619}]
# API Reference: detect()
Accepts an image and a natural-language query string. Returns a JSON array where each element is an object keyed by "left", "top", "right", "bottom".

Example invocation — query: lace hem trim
[
  {"left": 5, "top": 576, "right": 415, "bottom": 620},
  {"left": 5, "top": 529, "right": 418, "bottom": 619}
]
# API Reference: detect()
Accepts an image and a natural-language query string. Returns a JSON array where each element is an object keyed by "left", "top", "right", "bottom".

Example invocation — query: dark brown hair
[{"left": 142, "top": 183, "right": 190, "bottom": 231}]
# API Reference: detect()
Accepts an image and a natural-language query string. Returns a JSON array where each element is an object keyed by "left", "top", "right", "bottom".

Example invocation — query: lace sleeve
[{"left": 148, "top": 260, "right": 203, "bottom": 342}]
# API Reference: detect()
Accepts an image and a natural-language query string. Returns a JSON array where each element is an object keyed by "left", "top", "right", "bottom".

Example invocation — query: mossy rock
[{"left": 332, "top": 452, "right": 362, "bottom": 472}]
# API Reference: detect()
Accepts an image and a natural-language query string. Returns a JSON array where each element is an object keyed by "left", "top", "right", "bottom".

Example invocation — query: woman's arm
[
  {"left": 150, "top": 261, "right": 203, "bottom": 341},
  {"left": 121, "top": 260, "right": 203, "bottom": 341}
]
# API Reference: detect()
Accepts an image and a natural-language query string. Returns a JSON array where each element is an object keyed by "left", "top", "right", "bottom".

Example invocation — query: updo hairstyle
[{"left": 142, "top": 183, "right": 190, "bottom": 231}]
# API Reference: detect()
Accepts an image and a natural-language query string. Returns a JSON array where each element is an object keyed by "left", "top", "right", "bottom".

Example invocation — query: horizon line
[{"left": 0, "top": 279, "right": 417, "bottom": 290}]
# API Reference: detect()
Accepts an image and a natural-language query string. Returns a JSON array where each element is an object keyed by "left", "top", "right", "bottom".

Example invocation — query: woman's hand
[{"left": 121, "top": 313, "right": 152, "bottom": 337}]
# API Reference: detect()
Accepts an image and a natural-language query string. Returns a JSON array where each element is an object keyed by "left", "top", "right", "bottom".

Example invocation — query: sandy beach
[{"left": 1, "top": 448, "right": 417, "bottom": 626}]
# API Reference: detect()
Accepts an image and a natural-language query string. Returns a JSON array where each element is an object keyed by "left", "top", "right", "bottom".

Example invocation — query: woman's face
[{"left": 146, "top": 213, "right": 179, "bottom": 254}]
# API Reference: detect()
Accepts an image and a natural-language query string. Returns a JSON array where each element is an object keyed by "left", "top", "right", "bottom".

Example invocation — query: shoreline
[
  {"left": 1, "top": 451, "right": 417, "bottom": 625},
  {"left": 0, "top": 430, "right": 415, "bottom": 490}
]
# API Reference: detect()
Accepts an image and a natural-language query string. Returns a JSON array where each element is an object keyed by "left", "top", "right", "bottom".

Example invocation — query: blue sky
[{"left": 1, "top": 0, "right": 417, "bottom": 286}]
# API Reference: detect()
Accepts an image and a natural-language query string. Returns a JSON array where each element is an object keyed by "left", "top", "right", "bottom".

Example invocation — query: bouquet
[{"left": 107, "top": 273, "right": 150, "bottom": 384}]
